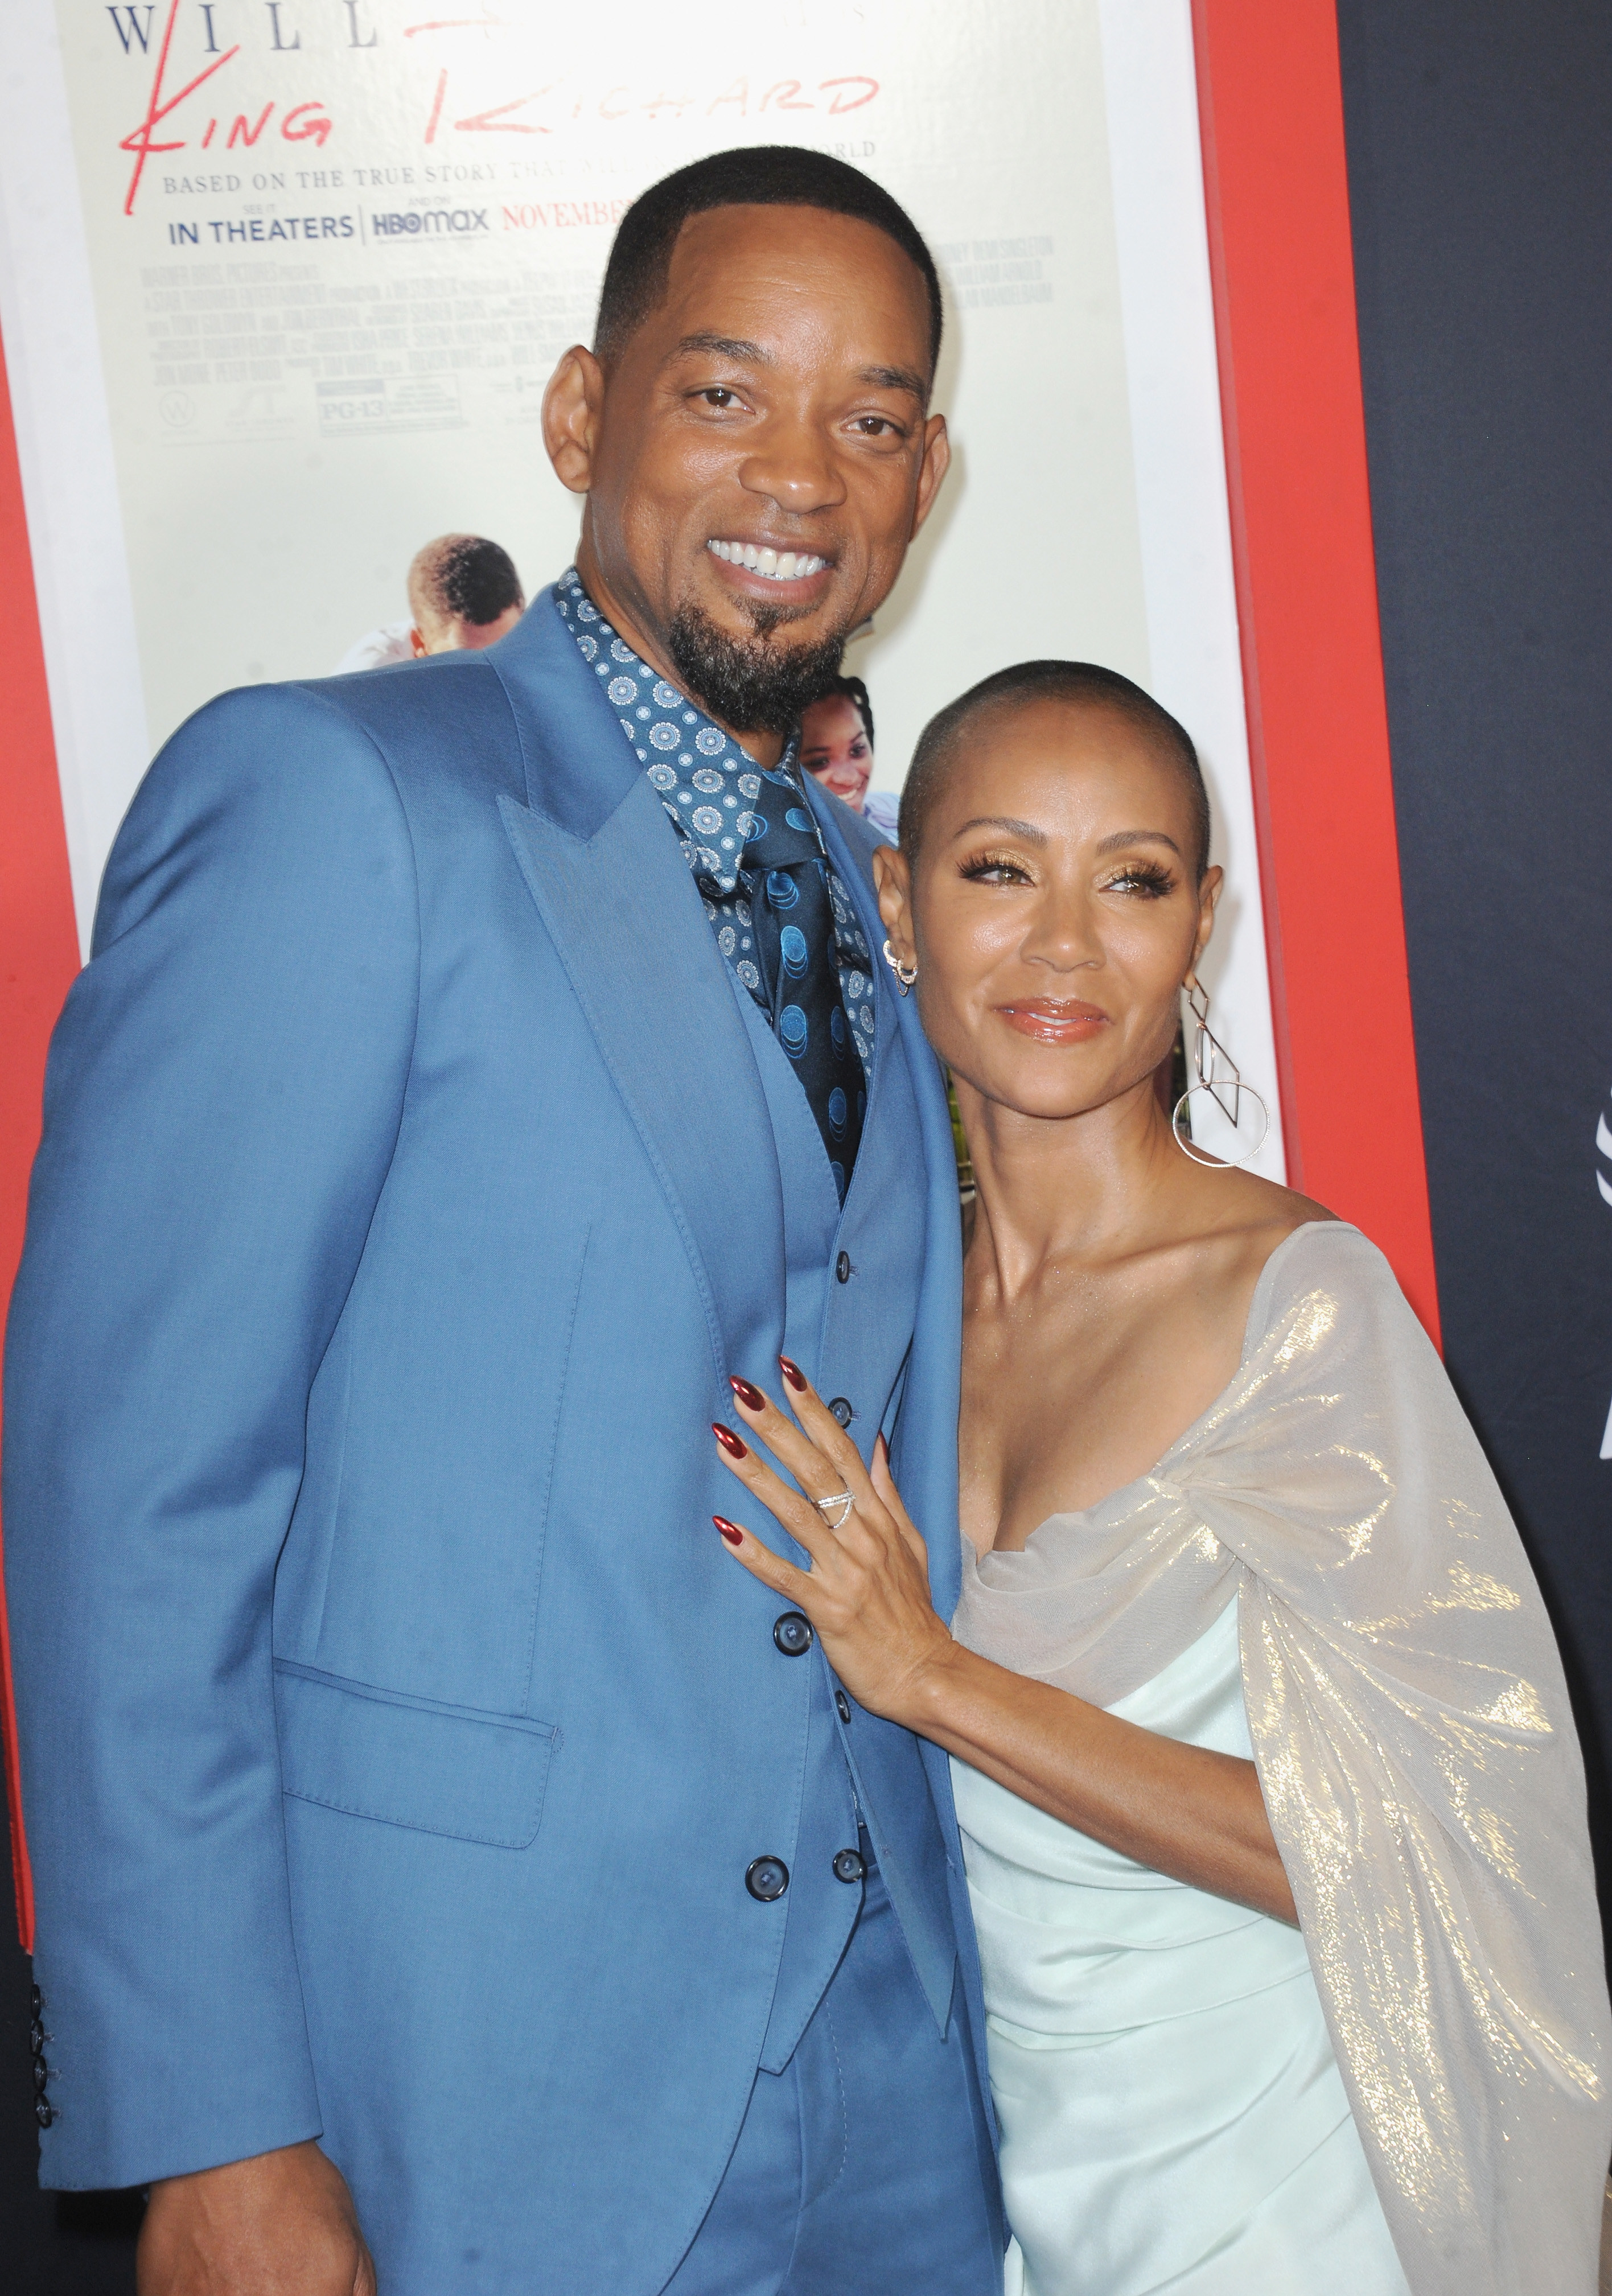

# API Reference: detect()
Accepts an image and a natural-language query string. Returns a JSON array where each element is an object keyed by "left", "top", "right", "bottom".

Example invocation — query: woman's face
[
  {"left": 800, "top": 693, "right": 874, "bottom": 809},
  {"left": 877, "top": 697, "right": 1220, "bottom": 1124}
]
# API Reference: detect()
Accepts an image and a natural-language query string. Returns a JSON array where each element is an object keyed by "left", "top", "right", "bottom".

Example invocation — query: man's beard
[{"left": 667, "top": 599, "right": 847, "bottom": 740}]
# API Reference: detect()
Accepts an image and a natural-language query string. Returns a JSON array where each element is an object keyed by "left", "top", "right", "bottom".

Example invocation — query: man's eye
[
  {"left": 852, "top": 415, "right": 899, "bottom": 437},
  {"left": 698, "top": 387, "right": 739, "bottom": 408}
]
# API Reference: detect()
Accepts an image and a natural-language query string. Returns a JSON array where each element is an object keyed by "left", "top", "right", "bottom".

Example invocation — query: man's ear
[
  {"left": 542, "top": 344, "right": 606, "bottom": 496},
  {"left": 873, "top": 844, "right": 915, "bottom": 960},
  {"left": 910, "top": 415, "right": 951, "bottom": 539}
]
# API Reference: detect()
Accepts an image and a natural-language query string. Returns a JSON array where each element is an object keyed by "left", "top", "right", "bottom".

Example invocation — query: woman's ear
[
  {"left": 873, "top": 845, "right": 916, "bottom": 962},
  {"left": 1191, "top": 863, "right": 1223, "bottom": 971}
]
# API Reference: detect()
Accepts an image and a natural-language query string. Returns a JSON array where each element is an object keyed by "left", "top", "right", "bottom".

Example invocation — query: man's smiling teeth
[{"left": 707, "top": 539, "right": 826, "bottom": 581}]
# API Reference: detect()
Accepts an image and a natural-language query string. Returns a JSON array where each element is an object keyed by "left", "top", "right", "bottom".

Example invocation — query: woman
[
  {"left": 800, "top": 673, "right": 900, "bottom": 837},
  {"left": 708, "top": 661, "right": 1611, "bottom": 2294}
]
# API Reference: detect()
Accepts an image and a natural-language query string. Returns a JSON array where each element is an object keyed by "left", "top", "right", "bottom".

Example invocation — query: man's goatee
[{"left": 667, "top": 601, "right": 846, "bottom": 739}]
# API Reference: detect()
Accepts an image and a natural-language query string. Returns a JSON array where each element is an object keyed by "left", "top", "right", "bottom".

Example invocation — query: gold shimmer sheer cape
[{"left": 952, "top": 1220, "right": 1610, "bottom": 2295}]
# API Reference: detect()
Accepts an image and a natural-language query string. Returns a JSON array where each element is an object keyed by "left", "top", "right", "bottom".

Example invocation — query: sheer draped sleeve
[{"left": 952, "top": 1221, "right": 1610, "bottom": 2295}]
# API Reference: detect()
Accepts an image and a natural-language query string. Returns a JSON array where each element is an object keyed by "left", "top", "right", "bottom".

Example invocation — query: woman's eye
[
  {"left": 1103, "top": 865, "right": 1175, "bottom": 898},
  {"left": 959, "top": 852, "right": 1033, "bottom": 886}
]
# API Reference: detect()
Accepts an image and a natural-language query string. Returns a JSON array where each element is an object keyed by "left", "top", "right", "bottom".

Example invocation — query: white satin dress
[{"left": 950, "top": 1595, "right": 1411, "bottom": 2295}]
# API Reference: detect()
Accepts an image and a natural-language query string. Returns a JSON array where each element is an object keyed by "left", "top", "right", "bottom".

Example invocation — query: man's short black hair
[
  {"left": 408, "top": 534, "right": 524, "bottom": 631},
  {"left": 899, "top": 660, "right": 1211, "bottom": 879},
  {"left": 594, "top": 147, "right": 942, "bottom": 375}
]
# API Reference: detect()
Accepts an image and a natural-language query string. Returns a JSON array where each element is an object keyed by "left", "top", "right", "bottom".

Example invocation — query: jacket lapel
[{"left": 491, "top": 595, "right": 785, "bottom": 1395}]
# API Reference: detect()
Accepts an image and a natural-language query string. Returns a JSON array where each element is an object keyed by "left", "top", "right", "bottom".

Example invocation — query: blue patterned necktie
[
  {"left": 740, "top": 772, "right": 866, "bottom": 1200},
  {"left": 553, "top": 569, "right": 871, "bottom": 1200}
]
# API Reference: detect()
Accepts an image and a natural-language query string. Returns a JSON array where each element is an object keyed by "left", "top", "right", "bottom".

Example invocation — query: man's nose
[{"left": 736, "top": 417, "right": 847, "bottom": 517}]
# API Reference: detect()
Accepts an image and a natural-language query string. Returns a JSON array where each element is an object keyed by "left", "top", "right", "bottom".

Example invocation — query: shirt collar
[{"left": 554, "top": 566, "right": 808, "bottom": 899}]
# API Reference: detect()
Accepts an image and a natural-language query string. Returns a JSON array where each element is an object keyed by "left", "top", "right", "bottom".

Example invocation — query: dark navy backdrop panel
[{"left": 1335, "top": 0, "right": 1612, "bottom": 1904}]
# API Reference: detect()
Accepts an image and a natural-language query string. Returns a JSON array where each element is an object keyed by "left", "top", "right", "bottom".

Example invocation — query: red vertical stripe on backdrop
[
  {"left": 1191, "top": 0, "right": 1441, "bottom": 1343},
  {"left": 0, "top": 323, "right": 80, "bottom": 1951}
]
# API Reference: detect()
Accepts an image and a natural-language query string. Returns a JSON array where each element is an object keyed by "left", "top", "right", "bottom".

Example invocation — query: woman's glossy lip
[{"left": 994, "top": 1000, "right": 1110, "bottom": 1042}]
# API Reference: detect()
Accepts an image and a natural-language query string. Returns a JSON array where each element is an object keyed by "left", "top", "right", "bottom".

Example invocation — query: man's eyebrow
[
  {"left": 1095, "top": 829, "right": 1183, "bottom": 857},
  {"left": 858, "top": 363, "right": 928, "bottom": 398},
  {"left": 671, "top": 332, "right": 769, "bottom": 364},
  {"left": 952, "top": 816, "right": 1048, "bottom": 843}
]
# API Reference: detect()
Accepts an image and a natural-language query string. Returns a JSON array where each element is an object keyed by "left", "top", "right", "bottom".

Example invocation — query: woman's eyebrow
[
  {"left": 1095, "top": 829, "right": 1183, "bottom": 857},
  {"left": 952, "top": 815, "right": 1047, "bottom": 843}
]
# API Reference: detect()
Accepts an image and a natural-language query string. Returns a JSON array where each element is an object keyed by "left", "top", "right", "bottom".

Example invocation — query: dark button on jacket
[
  {"left": 772, "top": 1611, "right": 813, "bottom": 1656},
  {"left": 746, "top": 1856, "right": 789, "bottom": 1903}
]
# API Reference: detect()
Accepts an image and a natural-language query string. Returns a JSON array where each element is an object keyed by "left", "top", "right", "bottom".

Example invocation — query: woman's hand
[{"left": 712, "top": 1360, "right": 957, "bottom": 1727}]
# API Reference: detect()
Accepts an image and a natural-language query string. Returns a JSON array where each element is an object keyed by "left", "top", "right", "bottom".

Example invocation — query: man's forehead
[{"left": 653, "top": 205, "right": 932, "bottom": 355}]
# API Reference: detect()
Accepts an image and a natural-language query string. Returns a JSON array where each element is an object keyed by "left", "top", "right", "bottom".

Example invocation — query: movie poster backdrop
[{"left": 0, "top": 0, "right": 1285, "bottom": 1174}]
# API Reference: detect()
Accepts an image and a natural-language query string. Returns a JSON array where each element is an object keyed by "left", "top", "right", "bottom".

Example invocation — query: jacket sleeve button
[{"left": 746, "top": 1856, "right": 790, "bottom": 1902}]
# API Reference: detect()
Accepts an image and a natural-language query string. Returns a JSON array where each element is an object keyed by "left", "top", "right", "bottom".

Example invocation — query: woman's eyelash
[
  {"left": 1103, "top": 861, "right": 1176, "bottom": 896},
  {"left": 957, "top": 850, "right": 1031, "bottom": 881}
]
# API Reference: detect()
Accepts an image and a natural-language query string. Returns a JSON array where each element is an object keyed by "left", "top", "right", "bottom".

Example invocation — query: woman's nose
[{"left": 1021, "top": 888, "right": 1103, "bottom": 973}]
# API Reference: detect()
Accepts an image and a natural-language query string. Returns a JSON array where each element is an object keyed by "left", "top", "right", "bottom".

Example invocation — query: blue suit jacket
[{"left": 3, "top": 592, "right": 994, "bottom": 2288}]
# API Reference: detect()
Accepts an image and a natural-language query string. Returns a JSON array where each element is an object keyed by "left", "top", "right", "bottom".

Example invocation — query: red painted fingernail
[
  {"left": 730, "top": 1376, "right": 766, "bottom": 1410},
  {"left": 712, "top": 1423, "right": 748, "bottom": 1459},
  {"left": 713, "top": 1516, "right": 745, "bottom": 1546},
  {"left": 779, "top": 1356, "right": 807, "bottom": 1393}
]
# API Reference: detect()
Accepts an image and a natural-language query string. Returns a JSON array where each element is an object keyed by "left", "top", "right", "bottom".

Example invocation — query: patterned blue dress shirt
[{"left": 555, "top": 569, "right": 877, "bottom": 1080}]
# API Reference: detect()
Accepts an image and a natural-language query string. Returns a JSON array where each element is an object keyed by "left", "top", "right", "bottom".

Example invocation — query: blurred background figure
[
  {"left": 334, "top": 533, "right": 525, "bottom": 672},
  {"left": 800, "top": 673, "right": 899, "bottom": 838}
]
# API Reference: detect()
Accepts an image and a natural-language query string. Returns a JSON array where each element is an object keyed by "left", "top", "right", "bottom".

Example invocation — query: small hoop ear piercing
[
  {"left": 882, "top": 937, "right": 918, "bottom": 994},
  {"left": 1172, "top": 978, "right": 1270, "bottom": 1170}
]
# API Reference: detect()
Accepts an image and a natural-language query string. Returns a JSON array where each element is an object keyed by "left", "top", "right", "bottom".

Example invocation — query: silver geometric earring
[
  {"left": 881, "top": 937, "right": 918, "bottom": 994},
  {"left": 1172, "top": 978, "right": 1270, "bottom": 1169}
]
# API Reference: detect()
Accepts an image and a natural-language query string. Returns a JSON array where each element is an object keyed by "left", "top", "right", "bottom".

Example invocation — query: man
[
  {"left": 332, "top": 532, "right": 526, "bottom": 670},
  {"left": 4, "top": 148, "right": 1002, "bottom": 2294}
]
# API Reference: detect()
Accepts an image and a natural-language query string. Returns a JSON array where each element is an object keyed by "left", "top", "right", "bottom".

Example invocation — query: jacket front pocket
[{"left": 274, "top": 1660, "right": 558, "bottom": 1849}]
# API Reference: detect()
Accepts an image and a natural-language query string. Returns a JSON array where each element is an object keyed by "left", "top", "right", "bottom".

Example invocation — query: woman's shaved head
[{"left": 899, "top": 660, "right": 1210, "bottom": 879}]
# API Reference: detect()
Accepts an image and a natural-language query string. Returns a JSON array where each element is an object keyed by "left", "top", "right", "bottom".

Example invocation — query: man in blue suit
[{"left": 3, "top": 147, "right": 1003, "bottom": 2294}]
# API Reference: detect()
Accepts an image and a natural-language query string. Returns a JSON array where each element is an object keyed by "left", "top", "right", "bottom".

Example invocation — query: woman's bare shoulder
[{"left": 1179, "top": 1163, "right": 1337, "bottom": 1268}]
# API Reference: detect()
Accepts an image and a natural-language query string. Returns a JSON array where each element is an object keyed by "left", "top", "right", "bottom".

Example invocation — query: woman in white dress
[{"left": 709, "top": 660, "right": 1611, "bottom": 2295}]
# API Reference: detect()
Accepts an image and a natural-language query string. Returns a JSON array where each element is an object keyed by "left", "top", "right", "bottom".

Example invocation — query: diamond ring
[{"left": 813, "top": 1490, "right": 855, "bottom": 1530}]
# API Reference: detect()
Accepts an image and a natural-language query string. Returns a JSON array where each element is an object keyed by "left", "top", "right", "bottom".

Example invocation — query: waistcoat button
[
  {"left": 746, "top": 1856, "right": 790, "bottom": 1902},
  {"left": 836, "top": 1251, "right": 852, "bottom": 1283},
  {"left": 772, "top": 1611, "right": 813, "bottom": 1656},
  {"left": 827, "top": 1397, "right": 853, "bottom": 1427}
]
